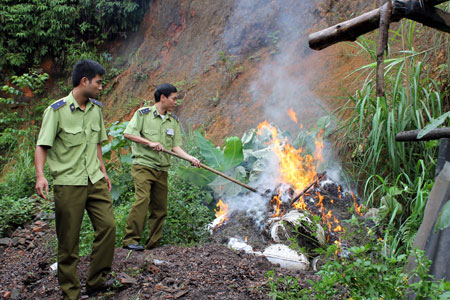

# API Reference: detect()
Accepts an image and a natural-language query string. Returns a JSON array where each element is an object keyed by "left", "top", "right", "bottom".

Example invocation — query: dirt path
[{"left": 0, "top": 223, "right": 317, "bottom": 300}]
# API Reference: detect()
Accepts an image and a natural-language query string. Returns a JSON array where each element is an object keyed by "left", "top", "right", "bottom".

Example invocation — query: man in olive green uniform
[
  {"left": 122, "top": 83, "right": 200, "bottom": 251},
  {"left": 35, "top": 60, "right": 116, "bottom": 300}
]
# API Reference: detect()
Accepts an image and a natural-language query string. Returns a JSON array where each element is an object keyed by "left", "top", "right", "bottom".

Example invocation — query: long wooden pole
[{"left": 162, "top": 149, "right": 264, "bottom": 195}]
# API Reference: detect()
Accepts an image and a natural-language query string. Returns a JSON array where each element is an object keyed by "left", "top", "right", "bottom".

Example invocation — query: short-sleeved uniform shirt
[
  {"left": 124, "top": 105, "right": 182, "bottom": 171},
  {"left": 37, "top": 92, "right": 108, "bottom": 185}
]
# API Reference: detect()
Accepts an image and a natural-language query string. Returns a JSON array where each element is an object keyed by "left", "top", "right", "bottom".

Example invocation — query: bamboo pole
[{"left": 162, "top": 149, "right": 264, "bottom": 196}]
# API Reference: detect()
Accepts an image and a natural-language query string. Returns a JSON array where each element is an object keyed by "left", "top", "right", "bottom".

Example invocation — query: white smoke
[{"left": 215, "top": 0, "right": 348, "bottom": 225}]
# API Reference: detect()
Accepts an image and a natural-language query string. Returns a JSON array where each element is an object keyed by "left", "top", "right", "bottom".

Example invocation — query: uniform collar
[
  {"left": 68, "top": 92, "right": 93, "bottom": 112},
  {"left": 151, "top": 105, "right": 172, "bottom": 121}
]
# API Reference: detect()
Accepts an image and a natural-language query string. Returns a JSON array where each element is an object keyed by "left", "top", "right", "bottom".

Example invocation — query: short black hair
[
  {"left": 72, "top": 59, "right": 105, "bottom": 87},
  {"left": 154, "top": 83, "right": 177, "bottom": 102}
]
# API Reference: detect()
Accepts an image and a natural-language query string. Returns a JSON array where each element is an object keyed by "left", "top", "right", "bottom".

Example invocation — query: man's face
[
  {"left": 82, "top": 74, "right": 103, "bottom": 99},
  {"left": 161, "top": 92, "right": 178, "bottom": 112}
]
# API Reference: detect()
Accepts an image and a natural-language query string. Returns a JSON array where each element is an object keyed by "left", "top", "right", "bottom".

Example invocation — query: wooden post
[{"left": 376, "top": 0, "right": 392, "bottom": 97}]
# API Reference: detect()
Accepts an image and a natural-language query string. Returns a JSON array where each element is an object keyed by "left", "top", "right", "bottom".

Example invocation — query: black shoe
[
  {"left": 123, "top": 244, "right": 145, "bottom": 251},
  {"left": 86, "top": 279, "right": 114, "bottom": 297}
]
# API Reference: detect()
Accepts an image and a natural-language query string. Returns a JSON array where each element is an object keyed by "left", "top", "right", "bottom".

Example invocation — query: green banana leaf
[
  {"left": 223, "top": 136, "right": 244, "bottom": 167},
  {"left": 195, "top": 131, "right": 225, "bottom": 170}
]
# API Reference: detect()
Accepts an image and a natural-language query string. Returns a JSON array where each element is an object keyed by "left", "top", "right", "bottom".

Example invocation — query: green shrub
[
  {"left": 0, "top": 196, "right": 36, "bottom": 236},
  {"left": 161, "top": 169, "right": 215, "bottom": 246},
  {"left": 337, "top": 20, "right": 448, "bottom": 253},
  {"left": 266, "top": 217, "right": 448, "bottom": 300}
]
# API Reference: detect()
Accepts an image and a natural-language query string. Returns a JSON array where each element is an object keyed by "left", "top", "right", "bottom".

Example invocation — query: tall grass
[{"left": 337, "top": 20, "right": 449, "bottom": 253}]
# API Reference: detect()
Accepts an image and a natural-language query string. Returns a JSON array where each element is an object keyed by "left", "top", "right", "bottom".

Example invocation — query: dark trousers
[
  {"left": 54, "top": 178, "right": 116, "bottom": 300},
  {"left": 123, "top": 164, "right": 168, "bottom": 249}
]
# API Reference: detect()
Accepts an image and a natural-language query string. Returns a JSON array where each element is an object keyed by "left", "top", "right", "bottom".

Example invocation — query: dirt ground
[{"left": 0, "top": 222, "right": 318, "bottom": 300}]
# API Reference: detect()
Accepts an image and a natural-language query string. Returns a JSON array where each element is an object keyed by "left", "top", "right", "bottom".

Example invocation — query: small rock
[
  {"left": 50, "top": 262, "right": 58, "bottom": 271},
  {"left": 154, "top": 283, "right": 170, "bottom": 291},
  {"left": 174, "top": 290, "right": 188, "bottom": 299},
  {"left": 364, "top": 208, "right": 378, "bottom": 219},
  {"left": 12, "top": 237, "right": 19, "bottom": 246},
  {"left": 118, "top": 272, "right": 137, "bottom": 285},
  {"left": 26, "top": 242, "right": 36, "bottom": 250},
  {"left": 0, "top": 237, "right": 12, "bottom": 246},
  {"left": 18, "top": 238, "right": 26, "bottom": 245},
  {"left": 10, "top": 289, "right": 20, "bottom": 300},
  {"left": 34, "top": 211, "right": 47, "bottom": 220},
  {"left": 153, "top": 259, "right": 168, "bottom": 265},
  {"left": 32, "top": 226, "right": 42, "bottom": 233},
  {"left": 34, "top": 220, "right": 49, "bottom": 230},
  {"left": 147, "top": 264, "right": 160, "bottom": 274}
]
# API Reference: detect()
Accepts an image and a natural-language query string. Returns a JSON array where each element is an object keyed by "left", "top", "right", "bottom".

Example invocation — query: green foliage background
[{"left": 0, "top": 0, "right": 148, "bottom": 76}]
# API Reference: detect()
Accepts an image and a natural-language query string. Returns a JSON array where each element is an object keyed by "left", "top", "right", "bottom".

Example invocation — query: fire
[
  {"left": 352, "top": 192, "right": 364, "bottom": 216},
  {"left": 288, "top": 108, "right": 298, "bottom": 123},
  {"left": 293, "top": 196, "right": 307, "bottom": 210},
  {"left": 256, "top": 122, "right": 323, "bottom": 193},
  {"left": 271, "top": 192, "right": 282, "bottom": 217},
  {"left": 257, "top": 121, "right": 344, "bottom": 237},
  {"left": 214, "top": 199, "right": 229, "bottom": 227}
]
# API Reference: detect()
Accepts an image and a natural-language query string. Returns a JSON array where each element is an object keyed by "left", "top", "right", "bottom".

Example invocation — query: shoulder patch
[
  {"left": 139, "top": 108, "right": 151, "bottom": 115},
  {"left": 50, "top": 99, "right": 66, "bottom": 111},
  {"left": 169, "top": 113, "right": 179, "bottom": 121},
  {"left": 90, "top": 98, "right": 102, "bottom": 107}
]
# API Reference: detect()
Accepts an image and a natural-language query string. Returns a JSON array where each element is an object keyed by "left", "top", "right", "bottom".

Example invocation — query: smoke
[
  {"left": 224, "top": 0, "right": 328, "bottom": 131},
  {"left": 215, "top": 0, "right": 349, "bottom": 223}
]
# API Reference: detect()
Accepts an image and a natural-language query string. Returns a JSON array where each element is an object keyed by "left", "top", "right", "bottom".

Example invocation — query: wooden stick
[
  {"left": 290, "top": 172, "right": 326, "bottom": 206},
  {"left": 395, "top": 127, "right": 450, "bottom": 142},
  {"left": 162, "top": 149, "right": 264, "bottom": 195},
  {"left": 376, "top": 0, "right": 392, "bottom": 98}
]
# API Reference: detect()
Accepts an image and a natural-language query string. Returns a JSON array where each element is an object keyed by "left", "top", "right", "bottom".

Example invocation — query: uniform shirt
[
  {"left": 124, "top": 105, "right": 182, "bottom": 171},
  {"left": 37, "top": 92, "right": 108, "bottom": 185}
]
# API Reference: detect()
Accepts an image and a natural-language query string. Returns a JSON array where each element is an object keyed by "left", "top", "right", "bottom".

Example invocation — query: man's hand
[
  {"left": 148, "top": 141, "right": 164, "bottom": 151},
  {"left": 189, "top": 156, "right": 201, "bottom": 167},
  {"left": 36, "top": 176, "right": 49, "bottom": 199},
  {"left": 104, "top": 172, "right": 112, "bottom": 192}
]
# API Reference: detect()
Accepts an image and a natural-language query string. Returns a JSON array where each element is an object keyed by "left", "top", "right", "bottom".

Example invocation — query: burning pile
[{"left": 209, "top": 114, "right": 363, "bottom": 270}]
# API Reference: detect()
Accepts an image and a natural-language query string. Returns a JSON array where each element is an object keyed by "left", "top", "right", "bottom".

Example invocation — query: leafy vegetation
[
  {"left": 336, "top": 20, "right": 449, "bottom": 254},
  {"left": 0, "top": 0, "right": 148, "bottom": 75},
  {"left": 0, "top": 72, "right": 52, "bottom": 236},
  {"left": 266, "top": 218, "right": 448, "bottom": 300}
]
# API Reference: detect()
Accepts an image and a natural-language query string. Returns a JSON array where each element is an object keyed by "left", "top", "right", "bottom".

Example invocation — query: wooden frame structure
[
  {"left": 308, "top": 0, "right": 450, "bottom": 97},
  {"left": 308, "top": 0, "right": 450, "bottom": 283}
]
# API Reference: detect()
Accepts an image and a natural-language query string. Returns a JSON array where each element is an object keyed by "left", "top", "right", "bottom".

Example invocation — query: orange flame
[
  {"left": 256, "top": 121, "right": 345, "bottom": 239},
  {"left": 214, "top": 199, "right": 229, "bottom": 227},
  {"left": 288, "top": 108, "right": 298, "bottom": 123},
  {"left": 257, "top": 122, "right": 323, "bottom": 193},
  {"left": 271, "top": 193, "right": 282, "bottom": 217},
  {"left": 352, "top": 192, "right": 364, "bottom": 216}
]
